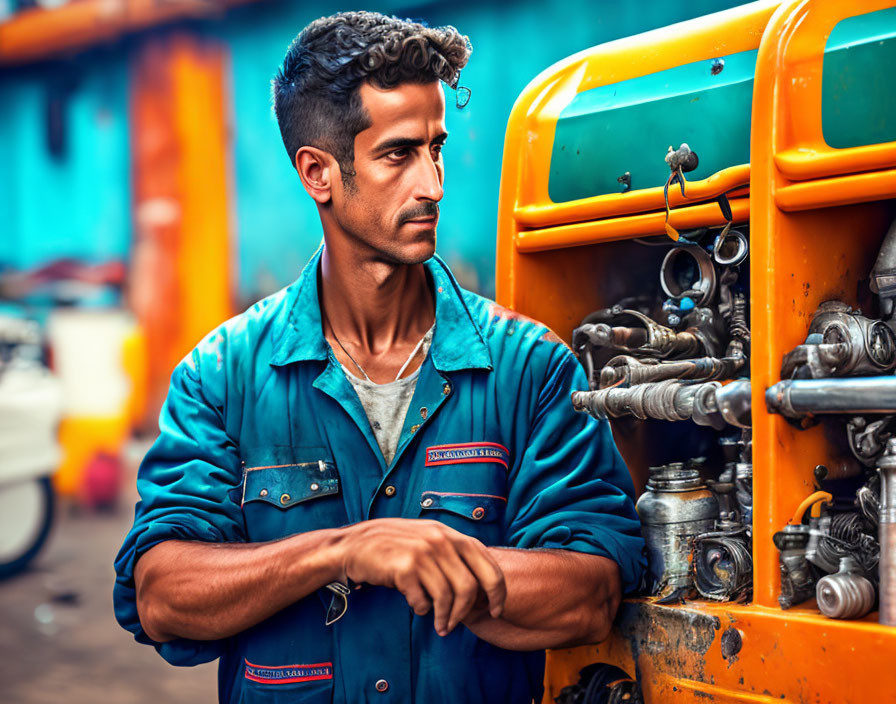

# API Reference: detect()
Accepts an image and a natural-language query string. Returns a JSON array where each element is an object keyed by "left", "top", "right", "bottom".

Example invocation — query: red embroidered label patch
[
  {"left": 244, "top": 659, "right": 333, "bottom": 684},
  {"left": 425, "top": 442, "right": 510, "bottom": 469}
]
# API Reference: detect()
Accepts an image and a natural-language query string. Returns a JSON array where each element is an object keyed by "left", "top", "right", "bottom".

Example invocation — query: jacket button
[
  {"left": 375, "top": 679, "right": 389, "bottom": 692},
  {"left": 280, "top": 493, "right": 291, "bottom": 504},
  {"left": 310, "top": 483, "right": 320, "bottom": 492},
  {"left": 259, "top": 489, "right": 268, "bottom": 497},
  {"left": 420, "top": 407, "right": 428, "bottom": 419},
  {"left": 442, "top": 383, "right": 451, "bottom": 395},
  {"left": 471, "top": 507, "right": 486, "bottom": 520},
  {"left": 421, "top": 497, "right": 434, "bottom": 508},
  {"left": 384, "top": 485, "right": 396, "bottom": 497}
]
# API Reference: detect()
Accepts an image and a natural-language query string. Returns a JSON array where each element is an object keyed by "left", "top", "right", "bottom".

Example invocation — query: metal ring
[
  {"left": 712, "top": 229, "right": 749, "bottom": 266},
  {"left": 660, "top": 245, "right": 717, "bottom": 305}
]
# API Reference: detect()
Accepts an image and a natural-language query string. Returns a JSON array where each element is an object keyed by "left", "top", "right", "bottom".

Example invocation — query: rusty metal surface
[{"left": 543, "top": 599, "right": 895, "bottom": 703}]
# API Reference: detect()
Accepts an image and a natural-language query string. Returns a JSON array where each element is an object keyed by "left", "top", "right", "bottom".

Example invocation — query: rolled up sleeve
[
  {"left": 113, "top": 343, "right": 245, "bottom": 666},
  {"left": 505, "top": 347, "right": 646, "bottom": 594}
]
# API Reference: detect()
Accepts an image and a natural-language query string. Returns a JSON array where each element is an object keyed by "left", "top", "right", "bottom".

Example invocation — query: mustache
[{"left": 398, "top": 202, "right": 440, "bottom": 225}]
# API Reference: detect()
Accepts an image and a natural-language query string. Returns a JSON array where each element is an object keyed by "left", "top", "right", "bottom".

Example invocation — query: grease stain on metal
[{"left": 615, "top": 601, "right": 720, "bottom": 681}]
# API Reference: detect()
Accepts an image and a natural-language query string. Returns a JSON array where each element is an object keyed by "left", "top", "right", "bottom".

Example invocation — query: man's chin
[{"left": 393, "top": 233, "right": 437, "bottom": 265}]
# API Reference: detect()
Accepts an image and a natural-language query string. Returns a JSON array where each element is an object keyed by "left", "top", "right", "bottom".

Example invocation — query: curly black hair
[{"left": 273, "top": 11, "right": 471, "bottom": 183}]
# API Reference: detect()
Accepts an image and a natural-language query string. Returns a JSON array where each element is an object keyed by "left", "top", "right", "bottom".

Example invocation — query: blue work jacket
[{"left": 113, "top": 248, "right": 645, "bottom": 704}]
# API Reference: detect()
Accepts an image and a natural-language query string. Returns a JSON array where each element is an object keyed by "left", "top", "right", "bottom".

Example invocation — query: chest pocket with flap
[{"left": 241, "top": 446, "right": 347, "bottom": 542}]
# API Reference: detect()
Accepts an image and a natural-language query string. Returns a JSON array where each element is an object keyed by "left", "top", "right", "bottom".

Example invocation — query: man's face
[{"left": 329, "top": 80, "right": 447, "bottom": 265}]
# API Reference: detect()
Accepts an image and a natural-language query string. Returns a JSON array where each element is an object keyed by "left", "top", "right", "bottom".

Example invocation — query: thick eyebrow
[{"left": 371, "top": 131, "right": 449, "bottom": 155}]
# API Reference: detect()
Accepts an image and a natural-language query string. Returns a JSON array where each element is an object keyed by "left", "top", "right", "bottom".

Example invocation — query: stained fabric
[{"left": 113, "top": 246, "right": 645, "bottom": 704}]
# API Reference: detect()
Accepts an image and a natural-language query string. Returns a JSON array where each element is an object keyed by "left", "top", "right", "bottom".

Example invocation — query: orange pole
[{"left": 129, "top": 33, "right": 234, "bottom": 428}]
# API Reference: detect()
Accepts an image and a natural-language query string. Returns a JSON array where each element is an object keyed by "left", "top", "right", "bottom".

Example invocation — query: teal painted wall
[{"left": 0, "top": 53, "right": 131, "bottom": 278}]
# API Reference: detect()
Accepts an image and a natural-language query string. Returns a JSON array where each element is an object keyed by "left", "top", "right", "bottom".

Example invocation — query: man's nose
[{"left": 414, "top": 154, "right": 444, "bottom": 202}]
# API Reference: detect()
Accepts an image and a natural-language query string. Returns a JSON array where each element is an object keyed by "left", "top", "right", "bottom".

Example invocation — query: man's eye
[
  {"left": 432, "top": 144, "right": 444, "bottom": 156},
  {"left": 389, "top": 148, "right": 409, "bottom": 160}
]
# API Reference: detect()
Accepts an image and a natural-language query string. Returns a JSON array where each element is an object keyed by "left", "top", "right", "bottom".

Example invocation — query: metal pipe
[
  {"left": 573, "top": 313, "right": 704, "bottom": 360},
  {"left": 598, "top": 354, "right": 745, "bottom": 388},
  {"left": 766, "top": 377, "right": 896, "bottom": 418},
  {"left": 879, "top": 439, "right": 896, "bottom": 626},
  {"left": 572, "top": 379, "right": 751, "bottom": 429}
]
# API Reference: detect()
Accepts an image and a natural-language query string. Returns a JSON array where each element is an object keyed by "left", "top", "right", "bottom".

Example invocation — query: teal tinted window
[
  {"left": 548, "top": 50, "right": 756, "bottom": 204},
  {"left": 822, "top": 7, "right": 896, "bottom": 150}
]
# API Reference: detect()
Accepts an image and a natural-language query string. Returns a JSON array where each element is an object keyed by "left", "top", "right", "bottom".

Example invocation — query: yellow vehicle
[{"left": 496, "top": 1, "right": 896, "bottom": 701}]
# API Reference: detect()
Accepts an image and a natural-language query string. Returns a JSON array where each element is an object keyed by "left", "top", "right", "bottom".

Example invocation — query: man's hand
[{"left": 336, "top": 519, "right": 506, "bottom": 636}]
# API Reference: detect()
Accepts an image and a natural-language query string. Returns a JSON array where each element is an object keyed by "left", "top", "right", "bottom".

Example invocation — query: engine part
[
  {"left": 693, "top": 526, "right": 752, "bottom": 602},
  {"left": 597, "top": 354, "right": 745, "bottom": 388},
  {"left": 858, "top": 475, "right": 881, "bottom": 531},
  {"left": 708, "top": 479, "right": 740, "bottom": 524},
  {"left": 807, "top": 512, "right": 879, "bottom": 584},
  {"left": 816, "top": 556, "right": 876, "bottom": 620},
  {"left": 554, "top": 663, "right": 643, "bottom": 704},
  {"left": 805, "top": 514, "right": 838, "bottom": 574},
  {"left": 870, "top": 217, "right": 896, "bottom": 319},
  {"left": 765, "top": 377, "right": 896, "bottom": 419},
  {"left": 878, "top": 439, "right": 896, "bottom": 626},
  {"left": 573, "top": 311, "right": 706, "bottom": 361},
  {"left": 779, "top": 301, "right": 896, "bottom": 379},
  {"left": 735, "top": 459, "right": 753, "bottom": 527},
  {"left": 717, "top": 382, "right": 753, "bottom": 429},
  {"left": 660, "top": 245, "right": 717, "bottom": 307},
  {"left": 847, "top": 416, "right": 896, "bottom": 467},
  {"left": 635, "top": 462, "right": 719, "bottom": 599},
  {"left": 572, "top": 379, "right": 751, "bottom": 430},
  {"left": 773, "top": 524, "right": 816, "bottom": 609},
  {"left": 722, "top": 291, "right": 750, "bottom": 359}
]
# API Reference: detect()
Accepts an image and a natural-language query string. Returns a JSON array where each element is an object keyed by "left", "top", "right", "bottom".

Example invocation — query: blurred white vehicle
[{"left": 0, "top": 315, "right": 62, "bottom": 578}]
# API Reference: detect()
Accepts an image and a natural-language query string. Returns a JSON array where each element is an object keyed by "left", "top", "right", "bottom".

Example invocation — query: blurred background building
[{"left": 0, "top": 0, "right": 745, "bottom": 701}]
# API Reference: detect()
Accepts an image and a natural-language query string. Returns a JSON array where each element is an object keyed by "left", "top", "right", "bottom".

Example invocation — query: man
[{"left": 114, "top": 11, "right": 645, "bottom": 704}]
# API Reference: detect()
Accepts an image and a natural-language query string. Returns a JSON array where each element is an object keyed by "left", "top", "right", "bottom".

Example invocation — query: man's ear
[{"left": 295, "top": 146, "right": 336, "bottom": 204}]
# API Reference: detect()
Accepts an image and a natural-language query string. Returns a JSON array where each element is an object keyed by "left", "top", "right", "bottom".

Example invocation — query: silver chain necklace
[{"left": 325, "top": 316, "right": 432, "bottom": 383}]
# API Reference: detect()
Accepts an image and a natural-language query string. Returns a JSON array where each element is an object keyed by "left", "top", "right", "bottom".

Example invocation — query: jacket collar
[{"left": 270, "top": 246, "right": 492, "bottom": 373}]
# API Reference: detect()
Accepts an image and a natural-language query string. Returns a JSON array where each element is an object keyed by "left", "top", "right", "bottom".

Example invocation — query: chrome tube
[{"left": 766, "top": 377, "right": 896, "bottom": 418}]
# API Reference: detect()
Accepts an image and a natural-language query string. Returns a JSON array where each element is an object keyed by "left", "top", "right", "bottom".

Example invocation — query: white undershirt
[{"left": 341, "top": 327, "right": 434, "bottom": 466}]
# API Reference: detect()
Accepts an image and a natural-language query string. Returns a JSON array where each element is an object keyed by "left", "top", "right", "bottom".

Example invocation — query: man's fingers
[
  {"left": 416, "top": 554, "right": 455, "bottom": 636},
  {"left": 434, "top": 545, "right": 482, "bottom": 633},
  {"left": 395, "top": 573, "right": 432, "bottom": 616},
  {"left": 456, "top": 539, "right": 507, "bottom": 618}
]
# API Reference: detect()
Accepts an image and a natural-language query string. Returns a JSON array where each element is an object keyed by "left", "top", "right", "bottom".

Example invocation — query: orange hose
[{"left": 790, "top": 491, "right": 833, "bottom": 525}]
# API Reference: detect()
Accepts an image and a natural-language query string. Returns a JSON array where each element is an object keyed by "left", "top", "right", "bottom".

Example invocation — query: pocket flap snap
[{"left": 419, "top": 491, "right": 506, "bottom": 523}]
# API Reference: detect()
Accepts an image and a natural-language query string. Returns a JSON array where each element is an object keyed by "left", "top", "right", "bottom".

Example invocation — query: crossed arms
[{"left": 134, "top": 517, "right": 622, "bottom": 651}]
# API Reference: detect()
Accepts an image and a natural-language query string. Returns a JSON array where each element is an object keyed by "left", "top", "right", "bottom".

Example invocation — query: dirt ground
[{"left": 0, "top": 451, "right": 217, "bottom": 704}]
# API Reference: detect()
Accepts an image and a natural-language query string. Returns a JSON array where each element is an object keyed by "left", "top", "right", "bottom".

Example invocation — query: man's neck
[{"left": 318, "top": 244, "right": 435, "bottom": 356}]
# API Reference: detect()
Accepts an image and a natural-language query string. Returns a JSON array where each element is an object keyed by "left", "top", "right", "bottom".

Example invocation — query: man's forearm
[
  {"left": 134, "top": 529, "right": 344, "bottom": 643},
  {"left": 462, "top": 548, "right": 622, "bottom": 651}
]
